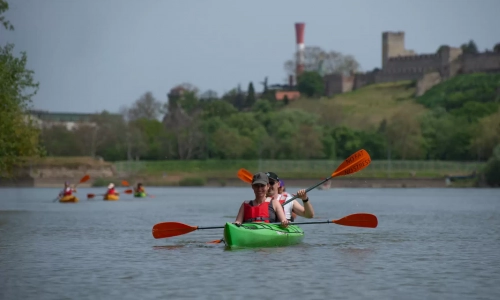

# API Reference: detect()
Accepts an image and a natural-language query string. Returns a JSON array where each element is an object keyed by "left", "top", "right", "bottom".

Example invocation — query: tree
[
  {"left": 245, "top": 82, "right": 256, "bottom": 108},
  {"left": 493, "top": 43, "right": 500, "bottom": 53},
  {"left": 0, "top": 0, "right": 13, "bottom": 30},
  {"left": 283, "top": 95, "right": 289, "bottom": 106},
  {"left": 461, "top": 40, "right": 479, "bottom": 54},
  {"left": 0, "top": 2, "right": 42, "bottom": 176},
  {"left": 284, "top": 46, "right": 360, "bottom": 77},
  {"left": 297, "top": 71, "right": 324, "bottom": 97},
  {"left": 385, "top": 109, "right": 424, "bottom": 159},
  {"left": 127, "top": 92, "right": 162, "bottom": 121},
  {"left": 199, "top": 90, "right": 218, "bottom": 101}
]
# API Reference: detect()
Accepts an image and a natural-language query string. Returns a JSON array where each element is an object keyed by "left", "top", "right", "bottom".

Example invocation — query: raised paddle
[
  {"left": 87, "top": 189, "right": 133, "bottom": 199},
  {"left": 53, "top": 174, "right": 91, "bottom": 202},
  {"left": 237, "top": 148, "right": 371, "bottom": 207},
  {"left": 152, "top": 213, "right": 378, "bottom": 239}
]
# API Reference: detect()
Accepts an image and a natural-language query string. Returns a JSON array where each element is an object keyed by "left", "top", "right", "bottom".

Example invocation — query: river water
[{"left": 1, "top": 187, "right": 499, "bottom": 300}]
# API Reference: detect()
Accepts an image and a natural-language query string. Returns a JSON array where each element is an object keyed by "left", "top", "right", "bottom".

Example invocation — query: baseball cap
[
  {"left": 279, "top": 179, "right": 285, "bottom": 186},
  {"left": 252, "top": 172, "right": 269, "bottom": 185},
  {"left": 266, "top": 172, "right": 279, "bottom": 182}
]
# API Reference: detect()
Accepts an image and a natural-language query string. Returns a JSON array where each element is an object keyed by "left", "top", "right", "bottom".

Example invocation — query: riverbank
[
  {"left": 0, "top": 156, "right": 485, "bottom": 188},
  {"left": 0, "top": 177, "right": 478, "bottom": 188}
]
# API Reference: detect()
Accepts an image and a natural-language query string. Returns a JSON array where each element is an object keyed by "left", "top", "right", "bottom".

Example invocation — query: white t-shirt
[{"left": 281, "top": 193, "right": 295, "bottom": 220}]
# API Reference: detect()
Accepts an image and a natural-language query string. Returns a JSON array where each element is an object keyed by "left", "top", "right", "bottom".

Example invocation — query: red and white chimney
[{"left": 295, "top": 23, "right": 305, "bottom": 77}]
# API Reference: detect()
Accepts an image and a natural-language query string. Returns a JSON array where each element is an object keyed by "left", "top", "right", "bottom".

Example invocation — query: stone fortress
[{"left": 324, "top": 32, "right": 500, "bottom": 97}]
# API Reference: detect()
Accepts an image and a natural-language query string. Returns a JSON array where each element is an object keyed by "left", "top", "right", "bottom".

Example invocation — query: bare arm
[
  {"left": 234, "top": 203, "right": 245, "bottom": 225},
  {"left": 292, "top": 189, "right": 314, "bottom": 219},
  {"left": 292, "top": 200, "right": 314, "bottom": 218}
]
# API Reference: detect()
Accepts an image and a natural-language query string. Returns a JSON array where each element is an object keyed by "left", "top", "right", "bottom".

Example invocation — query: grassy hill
[{"left": 286, "top": 81, "right": 428, "bottom": 130}]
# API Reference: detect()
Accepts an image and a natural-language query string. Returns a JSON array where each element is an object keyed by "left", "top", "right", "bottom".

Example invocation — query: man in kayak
[
  {"left": 106, "top": 183, "right": 118, "bottom": 197},
  {"left": 134, "top": 183, "right": 146, "bottom": 194},
  {"left": 234, "top": 172, "right": 289, "bottom": 227},
  {"left": 266, "top": 172, "right": 314, "bottom": 222},
  {"left": 59, "top": 181, "right": 76, "bottom": 198}
]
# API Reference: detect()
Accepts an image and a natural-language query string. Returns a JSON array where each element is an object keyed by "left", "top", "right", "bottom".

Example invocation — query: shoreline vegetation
[{"left": 0, "top": 156, "right": 483, "bottom": 188}]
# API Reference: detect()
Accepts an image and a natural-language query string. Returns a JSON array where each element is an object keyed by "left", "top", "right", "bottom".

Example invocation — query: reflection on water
[{"left": 0, "top": 187, "right": 500, "bottom": 299}]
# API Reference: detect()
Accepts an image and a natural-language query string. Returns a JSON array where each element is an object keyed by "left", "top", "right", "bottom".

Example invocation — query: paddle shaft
[
  {"left": 200, "top": 219, "right": 344, "bottom": 229},
  {"left": 281, "top": 176, "right": 332, "bottom": 207},
  {"left": 281, "top": 156, "right": 371, "bottom": 207}
]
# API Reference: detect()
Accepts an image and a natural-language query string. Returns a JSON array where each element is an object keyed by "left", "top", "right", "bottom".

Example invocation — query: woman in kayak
[
  {"left": 234, "top": 172, "right": 289, "bottom": 227},
  {"left": 278, "top": 179, "right": 286, "bottom": 193},
  {"left": 59, "top": 181, "right": 76, "bottom": 198},
  {"left": 106, "top": 183, "right": 118, "bottom": 197},
  {"left": 266, "top": 171, "right": 314, "bottom": 222}
]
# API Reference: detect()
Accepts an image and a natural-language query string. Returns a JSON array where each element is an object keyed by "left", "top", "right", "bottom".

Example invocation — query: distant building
[
  {"left": 27, "top": 110, "right": 121, "bottom": 130},
  {"left": 275, "top": 91, "right": 300, "bottom": 101},
  {"left": 324, "top": 31, "right": 500, "bottom": 97}
]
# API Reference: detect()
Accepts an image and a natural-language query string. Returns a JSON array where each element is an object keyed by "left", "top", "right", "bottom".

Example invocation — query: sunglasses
[{"left": 269, "top": 180, "right": 277, "bottom": 186}]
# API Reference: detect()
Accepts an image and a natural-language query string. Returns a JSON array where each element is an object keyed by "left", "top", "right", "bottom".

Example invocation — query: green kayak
[
  {"left": 134, "top": 192, "right": 147, "bottom": 198},
  {"left": 223, "top": 222, "right": 304, "bottom": 249}
]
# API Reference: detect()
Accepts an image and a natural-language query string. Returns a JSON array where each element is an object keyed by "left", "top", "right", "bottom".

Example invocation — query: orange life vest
[{"left": 243, "top": 200, "right": 270, "bottom": 223}]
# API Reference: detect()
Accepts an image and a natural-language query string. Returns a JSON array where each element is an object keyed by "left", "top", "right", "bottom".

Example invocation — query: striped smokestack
[{"left": 295, "top": 23, "right": 305, "bottom": 77}]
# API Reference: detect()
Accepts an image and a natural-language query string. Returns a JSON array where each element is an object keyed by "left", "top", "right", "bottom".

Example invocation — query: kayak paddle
[
  {"left": 53, "top": 174, "right": 90, "bottom": 202},
  {"left": 237, "top": 148, "right": 371, "bottom": 207},
  {"left": 152, "top": 213, "right": 378, "bottom": 239}
]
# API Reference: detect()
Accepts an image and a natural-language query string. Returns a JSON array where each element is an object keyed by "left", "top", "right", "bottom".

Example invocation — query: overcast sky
[{"left": 3, "top": 0, "right": 499, "bottom": 113}]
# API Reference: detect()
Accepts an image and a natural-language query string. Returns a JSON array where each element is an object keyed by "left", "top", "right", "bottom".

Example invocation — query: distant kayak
[
  {"left": 134, "top": 192, "right": 147, "bottom": 198},
  {"left": 59, "top": 195, "right": 79, "bottom": 203},
  {"left": 223, "top": 222, "right": 304, "bottom": 249},
  {"left": 104, "top": 194, "right": 119, "bottom": 201}
]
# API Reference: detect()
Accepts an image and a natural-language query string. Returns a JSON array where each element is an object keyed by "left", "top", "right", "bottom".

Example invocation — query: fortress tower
[{"left": 382, "top": 32, "right": 416, "bottom": 69}]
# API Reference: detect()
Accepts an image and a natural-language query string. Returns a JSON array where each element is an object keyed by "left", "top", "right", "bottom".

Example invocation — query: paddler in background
[
  {"left": 234, "top": 172, "right": 289, "bottom": 227},
  {"left": 277, "top": 178, "right": 297, "bottom": 221},
  {"left": 105, "top": 183, "right": 118, "bottom": 197},
  {"left": 265, "top": 172, "right": 314, "bottom": 222},
  {"left": 59, "top": 181, "right": 76, "bottom": 198},
  {"left": 134, "top": 183, "right": 146, "bottom": 194}
]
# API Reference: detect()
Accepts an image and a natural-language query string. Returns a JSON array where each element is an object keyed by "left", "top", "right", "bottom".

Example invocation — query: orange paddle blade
[
  {"left": 332, "top": 213, "right": 378, "bottom": 228},
  {"left": 331, "top": 150, "right": 371, "bottom": 178},
  {"left": 334, "top": 149, "right": 368, "bottom": 173},
  {"left": 122, "top": 180, "right": 129, "bottom": 187},
  {"left": 152, "top": 222, "right": 199, "bottom": 239},
  {"left": 79, "top": 175, "right": 90, "bottom": 184},
  {"left": 237, "top": 168, "right": 253, "bottom": 184},
  {"left": 124, "top": 189, "right": 133, "bottom": 194},
  {"left": 87, "top": 194, "right": 95, "bottom": 198},
  {"left": 206, "top": 239, "right": 224, "bottom": 244}
]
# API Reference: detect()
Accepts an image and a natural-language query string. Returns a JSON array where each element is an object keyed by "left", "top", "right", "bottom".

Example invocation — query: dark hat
[
  {"left": 252, "top": 172, "right": 269, "bottom": 185},
  {"left": 265, "top": 172, "right": 279, "bottom": 181}
]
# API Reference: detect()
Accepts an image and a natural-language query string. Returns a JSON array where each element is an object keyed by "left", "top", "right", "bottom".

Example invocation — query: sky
[{"left": 2, "top": 0, "right": 499, "bottom": 113}]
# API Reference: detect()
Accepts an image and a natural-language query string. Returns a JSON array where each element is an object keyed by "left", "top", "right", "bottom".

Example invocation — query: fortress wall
[
  {"left": 385, "top": 54, "right": 441, "bottom": 72},
  {"left": 324, "top": 74, "right": 344, "bottom": 97},
  {"left": 354, "top": 72, "right": 376, "bottom": 89},
  {"left": 375, "top": 70, "right": 423, "bottom": 83},
  {"left": 382, "top": 32, "right": 417, "bottom": 69},
  {"left": 462, "top": 52, "right": 500, "bottom": 73}
]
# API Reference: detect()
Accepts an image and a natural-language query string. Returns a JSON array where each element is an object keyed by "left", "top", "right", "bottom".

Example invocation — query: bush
[
  {"left": 417, "top": 73, "right": 500, "bottom": 112},
  {"left": 483, "top": 144, "right": 500, "bottom": 187},
  {"left": 92, "top": 177, "right": 108, "bottom": 187},
  {"left": 178, "top": 177, "right": 206, "bottom": 186}
]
